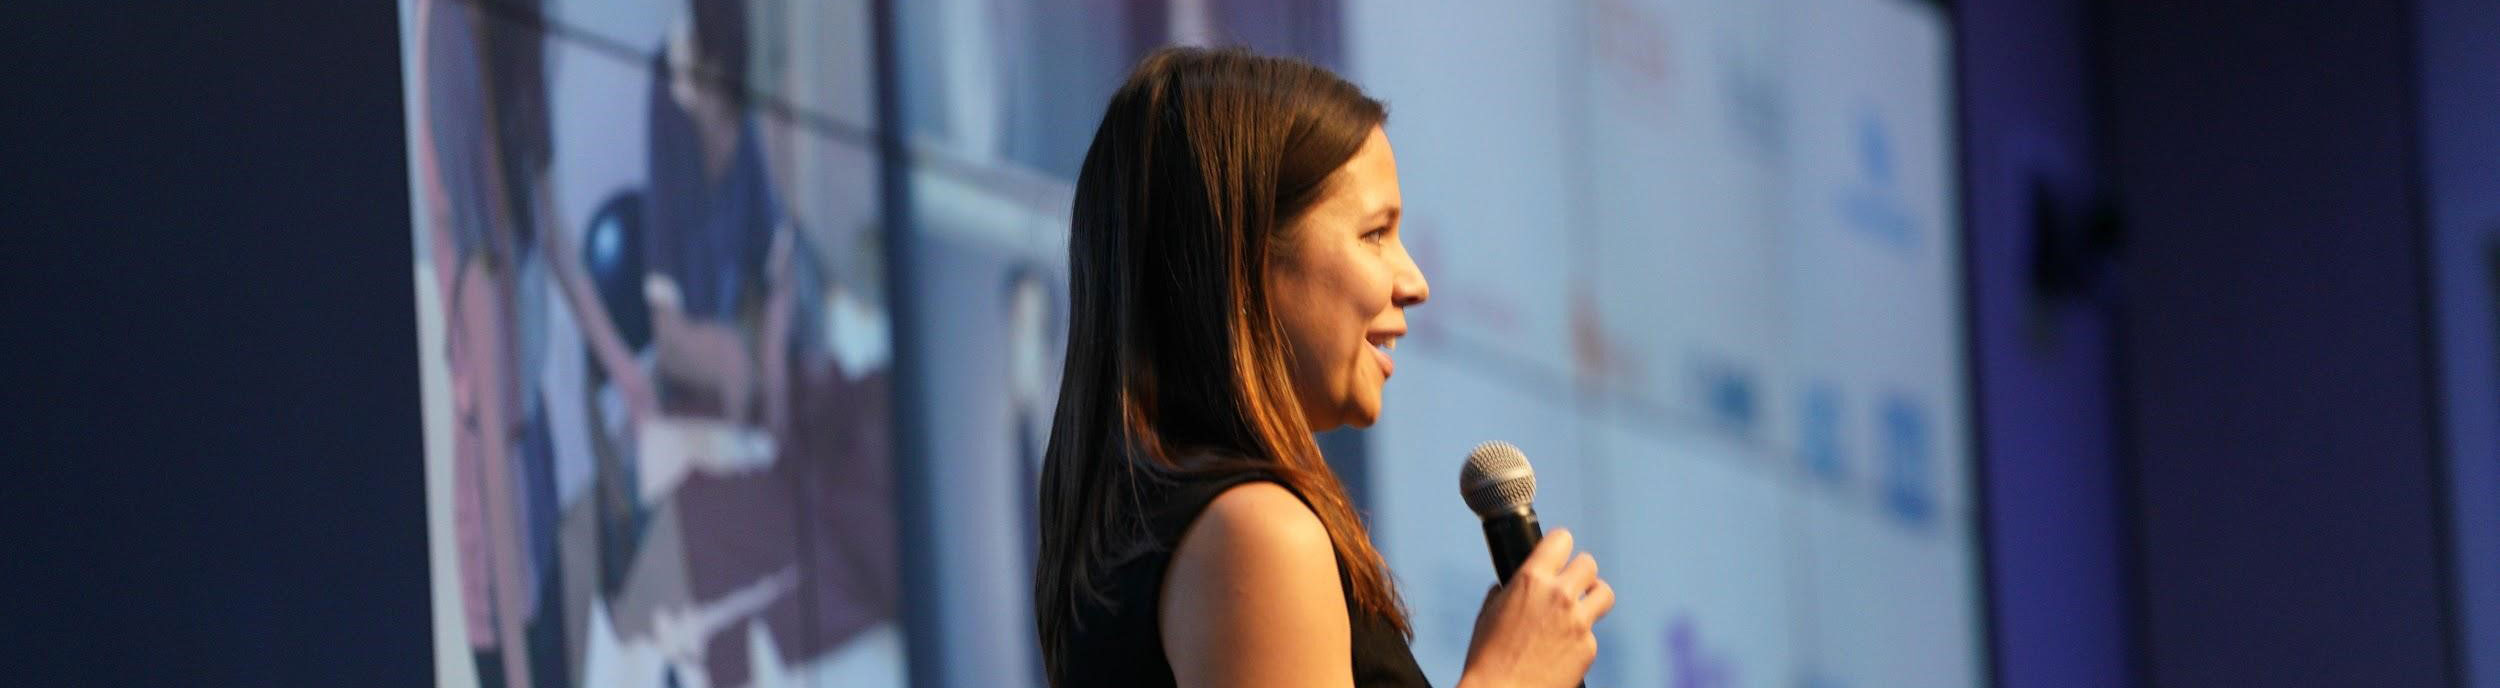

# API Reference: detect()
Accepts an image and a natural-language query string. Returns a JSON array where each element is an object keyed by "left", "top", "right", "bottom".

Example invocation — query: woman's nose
[{"left": 1392, "top": 245, "right": 1429, "bottom": 308}]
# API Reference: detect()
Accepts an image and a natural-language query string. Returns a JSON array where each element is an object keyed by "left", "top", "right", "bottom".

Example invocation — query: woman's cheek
[{"left": 1359, "top": 256, "right": 1394, "bottom": 315}]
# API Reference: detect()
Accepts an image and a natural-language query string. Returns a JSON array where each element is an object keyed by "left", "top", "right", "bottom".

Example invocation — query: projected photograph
[{"left": 401, "top": 1, "right": 901, "bottom": 686}]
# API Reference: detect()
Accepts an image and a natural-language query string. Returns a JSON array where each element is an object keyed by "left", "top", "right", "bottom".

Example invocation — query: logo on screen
[
  {"left": 1667, "top": 614, "right": 1737, "bottom": 688},
  {"left": 1879, "top": 393, "right": 1934, "bottom": 528},
  {"left": 1837, "top": 110, "right": 1919, "bottom": 253},
  {"left": 1692, "top": 358, "right": 1760, "bottom": 438}
]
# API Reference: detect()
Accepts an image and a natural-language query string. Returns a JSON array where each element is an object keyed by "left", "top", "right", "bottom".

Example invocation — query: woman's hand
[{"left": 1457, "top": 528, "right": 1615, "bottom": 688}]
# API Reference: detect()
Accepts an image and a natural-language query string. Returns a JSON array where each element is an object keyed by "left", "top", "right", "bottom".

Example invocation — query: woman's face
[{"left": 1269, "top": 126, "right": 1430, "bottom": 431}]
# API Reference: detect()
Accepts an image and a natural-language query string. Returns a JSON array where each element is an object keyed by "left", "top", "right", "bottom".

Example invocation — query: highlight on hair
[{"left": 1033, "top": 46, "right": 1403, "bottom": 682}]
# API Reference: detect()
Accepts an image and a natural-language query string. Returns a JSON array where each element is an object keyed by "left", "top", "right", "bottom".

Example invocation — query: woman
[{"left": 1035, "top": 47, "right": 1615, "bottom": 688}]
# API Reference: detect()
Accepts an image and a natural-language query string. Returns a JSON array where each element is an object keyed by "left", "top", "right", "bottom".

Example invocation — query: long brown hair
[{"left": 1034, "top": 46, "right": 1405, "bottom": 680}]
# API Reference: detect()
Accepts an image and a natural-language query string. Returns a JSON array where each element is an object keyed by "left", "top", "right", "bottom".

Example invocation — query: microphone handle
[
  {"left": 1481, "top": 507, "right": 1586, "bottom": 688},
  {"left": 1482, "top": 507, "right": 1543, "bottom": 584}
]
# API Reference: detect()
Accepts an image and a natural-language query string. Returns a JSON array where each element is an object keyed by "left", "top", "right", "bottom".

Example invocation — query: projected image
[
  {"left": 1347, "top": 1, "right": 1977, "bottom": 686},
  {"left": 401, "top": 0, "right": 901, "bottom": 686}
]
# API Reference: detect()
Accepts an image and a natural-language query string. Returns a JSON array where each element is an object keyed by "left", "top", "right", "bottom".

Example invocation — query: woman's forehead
[{"left": 1322, "top": 133, "right": 1402, "bottom": 220}]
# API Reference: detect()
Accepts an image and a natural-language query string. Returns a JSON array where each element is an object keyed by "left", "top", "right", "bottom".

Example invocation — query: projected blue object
[
  {"left": 1882, "top": 394, "right": 1936, "bottom": 528},
  {"left": 1840, "top": 110, "right": 1920, "bottom": 251}
]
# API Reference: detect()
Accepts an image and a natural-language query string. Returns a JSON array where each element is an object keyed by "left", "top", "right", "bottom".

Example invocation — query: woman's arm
[{"left": 1161, "top": 482, "right": 1357, "bottom": 688}]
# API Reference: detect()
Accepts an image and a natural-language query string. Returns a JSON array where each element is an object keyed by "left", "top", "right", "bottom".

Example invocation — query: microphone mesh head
[{"left": 1460, "top": 440, "right": 1537, "bottom": 517}]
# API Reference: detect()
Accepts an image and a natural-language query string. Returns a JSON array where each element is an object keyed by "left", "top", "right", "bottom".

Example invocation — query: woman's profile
[{"left": 1034, "top": 46, "right": 1615, "bottom": 688}]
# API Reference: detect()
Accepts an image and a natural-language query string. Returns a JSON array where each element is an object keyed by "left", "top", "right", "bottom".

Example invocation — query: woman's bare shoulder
[
  {"left": 1160, "top": 481, "right": 1352, "bottom": 687},
  {"left": 1193, "top": 482, "right": 1330, "bottom": 556}
]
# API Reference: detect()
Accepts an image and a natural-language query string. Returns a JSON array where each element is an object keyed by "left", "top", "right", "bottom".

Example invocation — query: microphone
[
  {"left": 1460, "top": 440, "right": 1544, "bottom": 584},
  {"left": 1462, "top": 441, "right": 1589, "bottom": 688}
]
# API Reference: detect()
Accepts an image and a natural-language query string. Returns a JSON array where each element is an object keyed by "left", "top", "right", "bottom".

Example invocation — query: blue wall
[
  {"left": 1958, "top": 0, "right": 2134, "bottom": 686},
  {"left": 2104, "top": 1, "right": 2455, "bottom": 685},
  {"left": 2420, "top": 0, "right": 2500, "bottom": 685},
  {"left": 0, "top": 3, "right": 430, "bottom": 685}
]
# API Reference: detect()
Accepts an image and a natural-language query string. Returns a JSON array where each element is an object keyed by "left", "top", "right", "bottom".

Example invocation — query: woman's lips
[{"left": 1373, "top": 344, "right": 1395, "bottom": 379}]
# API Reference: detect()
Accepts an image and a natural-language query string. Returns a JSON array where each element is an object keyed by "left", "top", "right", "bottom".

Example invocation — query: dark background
[
  {"left": 2, "top": 1, "right": 2493, "bottom": 686},
  {"left": 0, "top": 2, "right": 425, "bottom": 685}
]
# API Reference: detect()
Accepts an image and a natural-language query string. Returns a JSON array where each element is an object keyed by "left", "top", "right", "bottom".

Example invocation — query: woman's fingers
[
  {"left": 1522, "top": 528, "right": 1575, "bottom": 575},
  {"left": 1582, "top": 579, "right": 1617, "bottom": 621},
  {"left": 1558, "top": 551, "right": 1598, "bottom": 594}
]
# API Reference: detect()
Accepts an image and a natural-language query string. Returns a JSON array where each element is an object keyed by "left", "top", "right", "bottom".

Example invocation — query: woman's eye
[{"left": 1362, "top": 227, "right": 1389, "bottom": 243}]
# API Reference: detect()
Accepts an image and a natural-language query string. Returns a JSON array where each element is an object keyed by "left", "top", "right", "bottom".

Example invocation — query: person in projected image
[
  {"left": 643, "top": 0, "right": 791, "bottom": 438},
  {"left": 1004, "top": 261, "right": 1059, "bottom": 573},
  {"left": 1001, "top": 260, "right": 1063, "bottom": 684},
  {"left": 415, "top": 1, "right": 662, "bottom": 686},
  {"left": 630, "top": 0, "right": 902, "bottom": 684}
]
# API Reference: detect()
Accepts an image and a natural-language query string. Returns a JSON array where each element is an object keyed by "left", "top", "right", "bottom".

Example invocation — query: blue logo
[
  {"left": 1716, "top": 43, "right": 1789, "bottom": 160},
  {"left": 1667, "top": 614, "right": 1737, "bottom": 688},
  {"left": 1836, "top": 110, "right": 1919, "bottom": 252},
  {"left": 1879, "top": 393, "right": 1934, "bottom": 528},
  {"left": 1696, "top": 360, "right": 1759, "bottom": 438}
]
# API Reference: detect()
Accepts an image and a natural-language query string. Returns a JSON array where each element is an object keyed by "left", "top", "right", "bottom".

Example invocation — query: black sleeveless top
[{"left": 1059, "top": 470, "right": 1432, "bottom": 687}]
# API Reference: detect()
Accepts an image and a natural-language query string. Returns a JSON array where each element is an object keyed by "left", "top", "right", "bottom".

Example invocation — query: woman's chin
[{"left": 1341, "top": 399, "right": 1383, "bottom": 428}]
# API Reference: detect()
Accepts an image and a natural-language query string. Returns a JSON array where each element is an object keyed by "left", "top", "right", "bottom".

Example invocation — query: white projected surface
[{"left": 1347, "top": 1, "right": 1978, "bottom": 687}]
